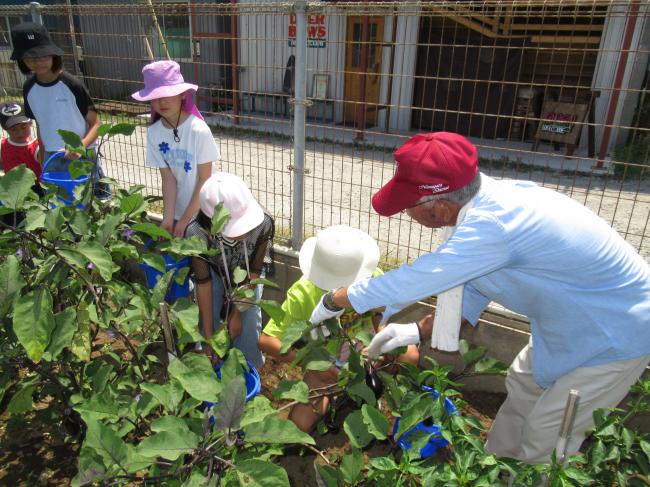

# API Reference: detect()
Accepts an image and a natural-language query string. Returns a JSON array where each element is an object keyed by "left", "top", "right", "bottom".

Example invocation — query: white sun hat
[
  {"left": 199, "top": 172, "right": 264, "bottom": 238},
  {"left": 299, "top": 225, "right": 380, "bottom": 291}
]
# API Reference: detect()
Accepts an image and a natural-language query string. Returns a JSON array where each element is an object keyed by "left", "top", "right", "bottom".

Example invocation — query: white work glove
[
  {"left": 309, "top": 292, "right": 345, "bottom": 340},
  {"left": 309, "top": 322, "right": 331, "bottom": 341},
  {"left": 366, "top": 322, "right": 421, "bottom": 359}
]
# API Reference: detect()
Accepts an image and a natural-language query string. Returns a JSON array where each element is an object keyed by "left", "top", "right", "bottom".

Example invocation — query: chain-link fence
[{"left": 1, "top": 0, "right": 648, "bottom": 263}]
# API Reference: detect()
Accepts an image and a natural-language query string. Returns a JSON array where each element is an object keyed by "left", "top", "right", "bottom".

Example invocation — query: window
[
  {"left": 152, "top": 0, "right": 192, "bottom": 60},
  {"left": 351, "top": 22, "right": 378, "bottom": 68}
]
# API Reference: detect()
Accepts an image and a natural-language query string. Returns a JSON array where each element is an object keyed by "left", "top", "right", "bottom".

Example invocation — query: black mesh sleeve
[{"left": 250, "top": 213, "right": 275, "bottom": 276}]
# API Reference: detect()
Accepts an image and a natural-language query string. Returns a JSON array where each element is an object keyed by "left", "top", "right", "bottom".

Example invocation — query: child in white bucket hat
[
  {"left": 132, "top": 60, "right": 220, "bottom": 238},
  {"left": 185, "top": 172, "right": 274, "bottom": 368},
  {"left": 259, "top": 225, "right": 419, "bottom": 432}
]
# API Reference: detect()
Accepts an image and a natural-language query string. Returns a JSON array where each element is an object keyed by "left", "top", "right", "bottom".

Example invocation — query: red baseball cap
[{"left": 371, "top": 132, "right": 478, "bottom": 216}]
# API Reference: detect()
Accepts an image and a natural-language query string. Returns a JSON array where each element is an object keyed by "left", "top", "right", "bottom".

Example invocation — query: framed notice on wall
[
  {"left": 534, "top": 100, "right": 589, "bottom": 146},
  {"left": 312, "top": 74, "right": 329, "bottom": 99}
]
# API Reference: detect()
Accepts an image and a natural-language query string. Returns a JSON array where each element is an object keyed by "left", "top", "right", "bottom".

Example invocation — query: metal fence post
[
  {"left": 29, "top": 2, "right": 42, "bottom": 24},
  {"left": 291, "top": 0, "right": 307, "bottom": 250}
]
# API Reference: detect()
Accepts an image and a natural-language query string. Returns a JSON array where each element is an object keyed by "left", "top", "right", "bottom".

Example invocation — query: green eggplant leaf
[{"left": 12, "top": 289, "right": 55, "bottom": 362}]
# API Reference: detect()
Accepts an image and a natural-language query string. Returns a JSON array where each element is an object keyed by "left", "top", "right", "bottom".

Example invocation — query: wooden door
[{"left": 344, "top": 16, "right": 384, "bottom": 127}]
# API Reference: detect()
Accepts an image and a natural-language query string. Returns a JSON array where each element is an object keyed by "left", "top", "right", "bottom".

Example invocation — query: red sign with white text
[{"left": 288, "top": 14, "right": 327, "bottom": 48}]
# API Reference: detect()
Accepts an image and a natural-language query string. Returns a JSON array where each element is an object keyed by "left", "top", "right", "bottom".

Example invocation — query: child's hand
[
  {"left": 65, "top": 150, "right": 82, "bottom": 160},
  {"left": 173, "top": 219, "right": 189, "bottom": 238},
  {"left": 160, "top": 218, "right": 174, "bottom": 235},
  {"left": 319, "top": 366, "right": 340, "bottom": 385},
  {"left": 203, "top": 343, "right": 220, "bottom": 366}
]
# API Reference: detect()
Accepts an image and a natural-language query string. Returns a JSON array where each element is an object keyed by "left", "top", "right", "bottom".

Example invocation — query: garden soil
[
  {"left": 0, "top": 355, "right": 504, "bottom": 486},
  {"left": 260, "top": 357, "right": 505, "bottom": 486}
]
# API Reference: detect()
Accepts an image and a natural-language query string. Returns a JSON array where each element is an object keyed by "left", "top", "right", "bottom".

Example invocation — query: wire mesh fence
[{"left": 1, "top": 0, "right": 648, "bottom": 263}]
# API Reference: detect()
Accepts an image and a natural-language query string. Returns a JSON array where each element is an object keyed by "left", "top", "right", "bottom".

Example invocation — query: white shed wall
[{"left": 236, "top": 0, "right": 418, "bottom": 131}]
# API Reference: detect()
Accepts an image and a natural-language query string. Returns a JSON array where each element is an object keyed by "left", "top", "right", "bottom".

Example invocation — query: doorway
[{"left": 343, "top": 16, "right": 384, "bottom": 127}]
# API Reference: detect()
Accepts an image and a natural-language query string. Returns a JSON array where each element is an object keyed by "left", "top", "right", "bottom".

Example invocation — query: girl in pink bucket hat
[{"left": 132, "top": 60, "right": 220, "bottom": 237}]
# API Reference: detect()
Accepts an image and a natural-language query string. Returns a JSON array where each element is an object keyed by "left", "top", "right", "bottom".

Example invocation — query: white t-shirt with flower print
[{"left": 146, "top": 114, "right": 220, "bottom": 220}]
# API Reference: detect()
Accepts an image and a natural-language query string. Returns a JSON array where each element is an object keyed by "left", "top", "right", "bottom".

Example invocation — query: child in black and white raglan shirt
[{"left": 10, "top": 22, "right": 110, "bottom": 199}]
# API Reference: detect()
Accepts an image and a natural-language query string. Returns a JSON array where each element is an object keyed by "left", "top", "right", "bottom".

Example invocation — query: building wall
[
  {"left": 610, "top": 4, "right": 650, "bottom": 150},
  {"left": 76, "top": 0, "right": 229, "bottom": 103},
  {"left": 76, "top": 0, "right": 149, "bottom": 100},
  {"left": 236, "top": 0, "right": 418, "bottom": 131},
  {"left": 236, "top": 1, "right": 346, "bottom": 121},
  {"left": 383, "top": 10, "right": 419, "bottom": 132},
  {"left": 591, "top": 2, "right": 649, "bottom": 156},
  {"left": 7, "top": 1, "right": 643, "bottom": 150},
  {"left": 0, "top": 48, "right": 22, "bottom": 96}
]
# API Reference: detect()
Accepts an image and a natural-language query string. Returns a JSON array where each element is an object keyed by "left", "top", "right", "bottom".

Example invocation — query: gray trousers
[{"left": 485, "top": 341, "right": 649, "bottom": 464}]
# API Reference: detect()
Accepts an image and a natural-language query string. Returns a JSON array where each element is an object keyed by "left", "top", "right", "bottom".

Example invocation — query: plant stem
[
  {"left": 0, "top": 220, "right": 102, "bottom": 309},
  {"left": 304, "top": 444, "right": 331, "bottom": 464},
  {"left": 110, "top": 327, "right": 147, "bottom": 380},
  {"left": 620, "top": 395, "right": 644, "bottom": 424},
  {"left": 276, "top": 385, "right": 341, "bottom": 413},
  {"left": 204, "top": 436, "right": 225, "bottom": 452},
  {"left": 209, "top": 453, "right": 235, "bottom": 469}
]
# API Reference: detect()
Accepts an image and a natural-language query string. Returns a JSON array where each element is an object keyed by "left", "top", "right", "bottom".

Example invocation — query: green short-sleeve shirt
[{"left": 263, "top": 268, "right": 384, "bottom": 339}]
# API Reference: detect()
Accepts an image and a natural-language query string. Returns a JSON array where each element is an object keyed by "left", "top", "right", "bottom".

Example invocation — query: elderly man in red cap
[{"left": 309, "top": 131, "right": 650, "bottom": 464}]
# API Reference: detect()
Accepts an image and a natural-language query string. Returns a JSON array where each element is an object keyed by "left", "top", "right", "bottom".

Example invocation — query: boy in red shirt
[
  {"left": 0, "top": 101, "right": 41, "bottom": 179},
  {"left": 1, "top": 101, "right": 43, "bottom": 228}
]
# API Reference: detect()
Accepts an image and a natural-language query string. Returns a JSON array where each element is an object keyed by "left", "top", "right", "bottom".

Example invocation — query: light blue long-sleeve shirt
[{"left": 348, "top": 175, "right": 650, "bottom": 388}]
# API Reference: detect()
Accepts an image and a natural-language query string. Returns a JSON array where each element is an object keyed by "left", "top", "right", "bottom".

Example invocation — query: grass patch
[{"left": 613, "top": 135, "right": 650, "bottom": 179}]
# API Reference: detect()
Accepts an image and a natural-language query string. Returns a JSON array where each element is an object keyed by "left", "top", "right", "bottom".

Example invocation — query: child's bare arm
[
  {"left": 82, "top": 110, "right": 100, "bottom": 150},
  {"left": 258, "top": 333, "right": 297, "bottom": 363},
  {"left": 174, "top": 162, "right": 212, "bottom": 237},
  {"left": 160, "top": 167, "right": 176, "bottom": 233},
  {"left": 196, "top": 280, "right": 214, "bottom": 339}
]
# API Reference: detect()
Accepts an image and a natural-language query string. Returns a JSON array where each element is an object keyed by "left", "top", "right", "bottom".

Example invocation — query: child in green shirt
[{"left": 259, "top": 225, "right": 419, "bottom": 432}]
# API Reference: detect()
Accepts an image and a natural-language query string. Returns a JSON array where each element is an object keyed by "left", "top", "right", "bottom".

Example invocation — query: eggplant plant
[
  {"left": 276, "top": 304, "right": 650, "bottom": 487},
  {"left": 1, "top": 124, "right": 648, "bottom": 485},
  {"left": 0, "top": 125, "right": 315, "bottom": 486}
]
